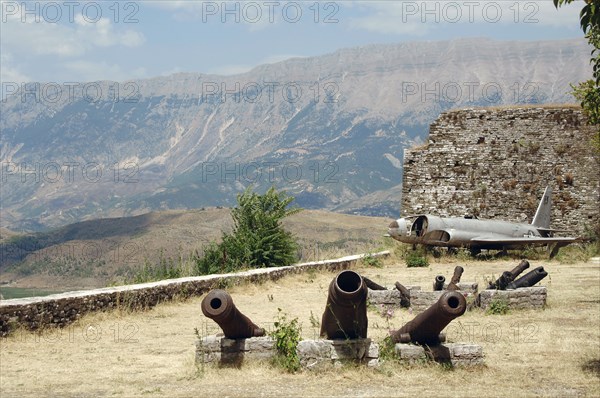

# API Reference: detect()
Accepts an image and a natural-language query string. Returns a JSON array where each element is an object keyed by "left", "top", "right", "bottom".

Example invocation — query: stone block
[
  {"left": 297, "top": 339, "right": 332, "bottom": 359},
  {"left": 477, "top": 287, "right": 547, "bottom": 310},
  {"left": 368, "top": 289, "right": 402, "bottom": 305},
  {"left": 243, "top": 336, "right": 275, "bottom": 351},
  {"left": 447, "top": 343, "right": 484, "bottom": 366},
  {"left": 443, "top": 282, "right": 478, "bottom": 294},
  {"left": 330, "top": 338, "right": 370, "bottom": 360},
  {"left": 409, "top": 291, "right": 445, "bottom": 312},
  {"left": 220, "top": 338, "right": 246, "bottom": 353},
  {"left": 395, "top": 344, "right": 427, "bottom": 363},
  {"left": 367, "top": 286, "right": 420, "bottom": 307},
  {"left": 394, "top": 342, "right": 483, "bottom": 367},
  {"left": 199, "top": 335, "right": 221, "bottom": 352},
  {"left": 367, "top": 341, "right": 379, "bottom": 358},
  {"left": 198, "top": 335, "right": 385, "bottom": 368}
]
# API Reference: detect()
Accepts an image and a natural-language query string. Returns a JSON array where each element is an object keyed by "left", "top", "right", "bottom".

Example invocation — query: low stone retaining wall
[
  {"left": 0, "top": 251, "right": 389, "bottom": 336},
  {"left": 477, "top": 286, "right": 547, "bottom": 310},
  {"left": 197, "top": 335, "right": 483, "bottom": 369},
  {"left": 395, "top": 343, "right": 484, "bottom": 367},
  {"left": 197, "top": 336, "right": 380, "bottom": 368}
]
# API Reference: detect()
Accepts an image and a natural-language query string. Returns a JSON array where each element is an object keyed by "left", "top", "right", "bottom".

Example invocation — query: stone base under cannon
[
  {"left": 410, "top": 282, "right": 478, "bottom": 312},
  {"left": 395, "top": 343, "right": 484, "bottom": 367},
  {"left": 196, "top": 335, "right": 380, "bottom": 368},
  {"left": 367, "top": 285, "right": 420, "bottom": 306},
  {"left": 477, "top": 286, "right": 547, "bottom": 310}
]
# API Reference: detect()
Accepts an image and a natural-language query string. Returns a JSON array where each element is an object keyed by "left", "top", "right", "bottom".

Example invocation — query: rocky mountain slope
[{"left": 0, "top": 38, "right": 592, "bottom": 230}]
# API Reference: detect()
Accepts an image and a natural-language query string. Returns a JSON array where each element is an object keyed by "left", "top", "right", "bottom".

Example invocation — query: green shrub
[
  {"left": 486, "top": 297, "right": 510, "bottom": 315},
  {"left": 378, "top": 335, "right": 397, "bottom": 361},
  {"left": 405, "top": 251, "right": 429, "bottom": 268},
  {"left": 361, "top": 253, "right": 383, "bottom": 268},
  {"left": 131, "top": 251, "right": 186, "bottom": 283},
  {"left": 270, "top": 309, "right": 301, "bottom": 373},
  {"left": 194, "top": 187, "right": 301, "bottom": 274}
]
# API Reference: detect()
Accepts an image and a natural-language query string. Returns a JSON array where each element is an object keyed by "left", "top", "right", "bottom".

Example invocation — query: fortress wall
[{"left": 402, "top": 107, "right": 599, "bottom": 236}]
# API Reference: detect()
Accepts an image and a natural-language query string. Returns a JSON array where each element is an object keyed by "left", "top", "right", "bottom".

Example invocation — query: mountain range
[{"left": 0, "top": 38, "right": 593, "bottom": 231}]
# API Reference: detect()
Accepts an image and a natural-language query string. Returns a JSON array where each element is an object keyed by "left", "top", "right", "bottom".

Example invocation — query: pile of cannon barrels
[{"left": 486, "top": 260, "right": 548, "bottom": 291}]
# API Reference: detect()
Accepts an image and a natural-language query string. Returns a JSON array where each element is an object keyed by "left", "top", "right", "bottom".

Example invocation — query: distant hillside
[
  {"left": 0, "top": 209, "right": 393, "bottom": 289},
  {"left": 0, "top": 38, "right": 593, "bottom": 230}
]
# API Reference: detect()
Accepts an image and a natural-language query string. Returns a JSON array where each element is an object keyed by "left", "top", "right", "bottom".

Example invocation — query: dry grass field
[{"left": 1, "top": 256, "right": 599, "bottom": 397}]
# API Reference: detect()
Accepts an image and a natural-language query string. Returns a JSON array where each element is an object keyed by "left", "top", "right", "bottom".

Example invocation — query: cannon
[
  {"left": 433, "top": 275, "right": 446, "bottom": 291},
  {"left": 489, "top": 271, "right": 514, "bottom": 290},
  {"left": 321, "top": 270, "right": 368, "bottom": 339},
  {"left": 363, "top": 276, "right": 387, "bottom": 291},
  {"left": 488, "top": 260, "right": 531, "bottom": 290},
  {"left": 506, "top": 266, "right": 548, "bottom": 290},
  {"left": 447, "top": 266, "right": 464, "bottom": 291},
  {"left": 390, "top": 291, "right": 467, "bottom": 345},
  {"left": 201, "top": 289, "right": 265, "bottom": 339},
  {"left": 394, "top": 281, "right": 411, "bottom": 308}
]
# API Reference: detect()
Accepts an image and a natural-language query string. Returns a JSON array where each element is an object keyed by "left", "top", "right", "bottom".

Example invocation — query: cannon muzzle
[
  {"left": 391, "top": 291, "right": 467, "bottom": 345},
  {"left": 447, "top": 266, "right": 464, "bottom": 291},
  {"left": 488, "top": 260, "right": 531, "bottom": 290},
  {"left": 201, "top": 289, "right": 265, "bottom": 339},
  {"left": 506, "top": 266, "right": 548, "bottom": 290},
  {"left": 433, "top": 275, "right": 446, "bottom": 291},
  {"left": 321, "top": 270, "right": 368, "bottom": 339}
]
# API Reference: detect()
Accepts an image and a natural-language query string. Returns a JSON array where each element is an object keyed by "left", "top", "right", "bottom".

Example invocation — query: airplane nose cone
[{"left": 389, "top": 218, "right": 410, "bottom": 238}]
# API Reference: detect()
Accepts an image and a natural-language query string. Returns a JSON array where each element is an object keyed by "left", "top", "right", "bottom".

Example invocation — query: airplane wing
[{"left": 471, "top": 237, "right": 579, "bottom": 245}]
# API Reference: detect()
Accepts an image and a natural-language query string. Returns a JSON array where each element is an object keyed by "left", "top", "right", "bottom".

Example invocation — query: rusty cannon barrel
[
  {"left": 321, "top": 270, "right": 368, "bottom": 339},
  {"left": 489, "top": 271, "right": 514, "bottom": 290},
  {"left": 395, "top": 281, "right": 411, "bottom": 308},
  {"left": 447, "top": 266, "right": 464, "bottom": 291},
  {"left": 506, "top": 266, "right": 548, "bottom": 290},
  {"left": 488, "top": 260, "right": 530, "bottom": 290},
  {"left": 363, "top": 276, "right": 387, "bottom": 291},
  {"left": 509, "top": 260, "right": 530, "bottom": 279},
  {"left": 201, "top": 289, "right": 265, "bottom": 339},
  {"left": 390, "top": 291, "right": 467, "bottom": 345},
  {"left": 433, "top": 275, "right": 446, "bottom": 291}
]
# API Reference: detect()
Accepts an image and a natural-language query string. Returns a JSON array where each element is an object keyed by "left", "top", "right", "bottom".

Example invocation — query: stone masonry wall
[
  {"left": 477, "top": 286, "right": 547, "bottom": 310},
  {"left": 402, "top": 107, "right": 599, "bottom": 235},
  {"left": 0, "top": 251, "right": 388, "bottom": 336}
]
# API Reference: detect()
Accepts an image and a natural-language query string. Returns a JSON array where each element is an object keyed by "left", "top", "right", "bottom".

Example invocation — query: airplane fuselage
[
  {"left": 388, "top": 214, "right": 547, "bottom": 250},
  {"left": 388, "top": 187, "right": 577, "bottom": 254}
]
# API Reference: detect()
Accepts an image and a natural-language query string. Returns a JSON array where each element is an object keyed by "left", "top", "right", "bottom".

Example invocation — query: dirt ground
[{"left": 1, "top": 257, "right": 599, "bottom": 397}]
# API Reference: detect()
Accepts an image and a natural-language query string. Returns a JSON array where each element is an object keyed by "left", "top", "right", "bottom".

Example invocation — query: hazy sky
[{"left": 0, "top": 0, "right": 585, "bottom": 84}]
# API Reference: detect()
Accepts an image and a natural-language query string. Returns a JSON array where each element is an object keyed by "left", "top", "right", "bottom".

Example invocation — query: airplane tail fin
[{"left": 531, "top": 186, "right": 552, "bottom": 229}]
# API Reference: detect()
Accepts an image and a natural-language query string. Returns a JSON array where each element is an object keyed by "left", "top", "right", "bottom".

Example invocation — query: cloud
[
  {"left": 0, "top": 2, "right": 146, "bottom": 83},
  {"left": 0, "top": 53, "right": 30, "bottom": 84},
  {"left": 146, "top": 0, "right": 290, "bottom": 29},
  {"left": 0, "top": 5, "right": 145, "bottom": 58},
  {"left": 347, "top": 1, "right": 583, "bottom": 35},
  {"left": 62, "top": 61, "right": 147, "bottom": 82}
]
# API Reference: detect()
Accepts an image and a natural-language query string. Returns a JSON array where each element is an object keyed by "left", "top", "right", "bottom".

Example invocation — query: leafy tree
[
  {"left": 555, "top": 0, "right": 600, "bottom": 152},
  {"left": 194, "top": 187, "right": 301, "bottom": 274}
]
